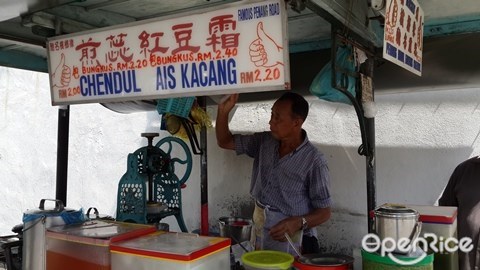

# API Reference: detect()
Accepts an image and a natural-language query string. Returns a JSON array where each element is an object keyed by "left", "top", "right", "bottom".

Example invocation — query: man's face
[{"left": 269, "top": 100, "right": 299, "bottom": 140}]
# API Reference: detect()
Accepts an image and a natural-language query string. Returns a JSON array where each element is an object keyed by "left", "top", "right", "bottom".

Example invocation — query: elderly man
[{"left": 215, "top": 92, "right": 332, "bottom": 255}]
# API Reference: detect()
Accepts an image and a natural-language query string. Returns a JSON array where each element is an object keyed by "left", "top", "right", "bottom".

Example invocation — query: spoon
[
  {"left": 284, "top": 233, "right": 302, "bottom": 258},
  {"left": 284, "top": 233, "right": 315, "bottom": 265}
]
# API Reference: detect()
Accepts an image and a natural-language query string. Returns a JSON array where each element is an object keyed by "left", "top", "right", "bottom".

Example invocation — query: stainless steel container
[
  {"left": 22, "top": 199, "right": 76, "bottom": 270},
  {"left": 373, "top": 204, "right": 422, "bottom": 254},
  {"left": 218, "top": 216, "right": 252, "bottom": 245}
]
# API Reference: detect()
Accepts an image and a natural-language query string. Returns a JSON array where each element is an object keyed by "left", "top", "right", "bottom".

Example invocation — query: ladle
[
  {"left": 284, "top": 233, "right": 312, "bottom": 264},
  {"left": 231, "top": 234, "right": 249, "bottom": 253}
]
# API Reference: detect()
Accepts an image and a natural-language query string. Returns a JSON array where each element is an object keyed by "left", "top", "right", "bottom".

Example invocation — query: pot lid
[
  {"left": 110, "top": 232, "right": 231, "bottom": 261},
  {"left": 405, "top": 204, "right": 457, "bottom": 224},
  {"left": 46, "top": 221, "right": 156, "bottom": 243},
  {"left": 294, "top": 254, "right": 354, "bottom": 267},
  {"left": 374, "top": 204, "right": 419, "bottom": 217},
  {"left": 242, "top": 250, "right": 293, "bottom": 269}
]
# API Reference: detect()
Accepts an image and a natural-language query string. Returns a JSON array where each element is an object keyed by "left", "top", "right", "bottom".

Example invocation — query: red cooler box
[
  {"left": 46, "top": 221, "right": 156, "bottom": 270},
  {"left": 110, "top": 232, "right": 231, "bottom": 270}
]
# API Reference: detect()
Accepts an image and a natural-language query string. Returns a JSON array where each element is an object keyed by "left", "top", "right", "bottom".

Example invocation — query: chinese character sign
[
  {"left": 47, "top": 0, "right": 289, "bottom": 105},
  {"left": 383, "top": 0, "right": 423, "bottom": 76}
]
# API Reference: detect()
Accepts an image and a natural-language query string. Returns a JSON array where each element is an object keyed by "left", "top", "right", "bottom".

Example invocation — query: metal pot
[
  {"left": 218, "top": 216, "right": 252, "bottom": 245},
  {"left": 373, "top": 204, "right": 422, "bottom": 254},
  {"left": 22, "top": 199, "right": 78, "bottom": 270},
  {"left": 293, "top": 254, "right": 354, "bottom": 270}
]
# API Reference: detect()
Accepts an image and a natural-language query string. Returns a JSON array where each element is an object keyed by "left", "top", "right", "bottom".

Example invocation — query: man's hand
[
  {"left": 268, "top": 207, "right": 331, "bottom": 242},
  {"left": 216, "top": 93, "right": 238, "bottom": 150},
  {"left": 269, "top": 216, "right": 302, "bottom": 242},
  {"left": 218, "top": 93, "right": 238, "bottom": 114}
]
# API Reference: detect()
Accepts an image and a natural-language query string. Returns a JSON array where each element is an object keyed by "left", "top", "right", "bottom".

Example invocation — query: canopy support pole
[
  {"left": 364, "top": 57, "right": 376, "bottom": 233},
  {"left": 54, "top": 19, "right": 69, "bottom": 206},
  {"left": 199, "top": 97, "right": 209, "bottom": 235},
  {"left": 55, "top": 105, "right": 70, "bottom": 206}
]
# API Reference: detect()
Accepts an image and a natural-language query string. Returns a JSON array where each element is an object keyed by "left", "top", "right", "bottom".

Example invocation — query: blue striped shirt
[{"left": 234, "top": 131, "right": 332, "bottom": 216}]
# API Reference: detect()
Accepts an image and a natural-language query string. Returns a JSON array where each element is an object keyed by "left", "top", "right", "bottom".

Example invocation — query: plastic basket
[{"left": 156, "top": 97, "right": 195, "bottom": 118}]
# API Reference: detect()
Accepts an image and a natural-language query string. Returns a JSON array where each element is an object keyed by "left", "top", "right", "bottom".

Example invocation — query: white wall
[
  {"left": 0, "top": 66, "right": 201, "bottom": 234},
  {"left": 1, "top": 66, "right": 479, "bottom": 258}
]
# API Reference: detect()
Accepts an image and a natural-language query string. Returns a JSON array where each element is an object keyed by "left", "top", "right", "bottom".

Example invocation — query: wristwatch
[{"left": 301, "top": 217, "right": 308, "bottom": 230}]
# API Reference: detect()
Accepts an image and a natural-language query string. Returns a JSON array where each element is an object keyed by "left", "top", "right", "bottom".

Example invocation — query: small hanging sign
[{"left": 383, "top": 0, "right": 424, "bottom": 76}]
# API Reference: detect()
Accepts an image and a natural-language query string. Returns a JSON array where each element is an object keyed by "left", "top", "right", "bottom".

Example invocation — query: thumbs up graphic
[
  {"left": 52, "top": 53, "right": 71, "bottom": 88},
  {"left": 249, "top": 22, "right": 283, "bottom": 67}
]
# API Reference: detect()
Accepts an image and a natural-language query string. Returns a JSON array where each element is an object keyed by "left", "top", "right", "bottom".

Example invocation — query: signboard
[
  {"left": 383, "top": 0, "right": 423, "bottom": 76},
  {"left": 47, "top": 0, "right": 289, "bottom": 105}
]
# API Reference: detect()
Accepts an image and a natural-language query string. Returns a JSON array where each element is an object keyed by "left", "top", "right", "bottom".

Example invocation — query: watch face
[{"left": 302, "top": 217, "right": 308, "bottom": 230}]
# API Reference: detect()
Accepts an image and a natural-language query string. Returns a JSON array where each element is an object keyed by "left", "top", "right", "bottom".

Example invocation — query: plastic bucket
[{"left": 361, "top": 249, "right": 434, "bottom": 270}]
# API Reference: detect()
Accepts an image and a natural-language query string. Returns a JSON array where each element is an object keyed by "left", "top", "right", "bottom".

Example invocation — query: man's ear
[{"left": 294, "top": 118, "right": 303, "bottom": 127}]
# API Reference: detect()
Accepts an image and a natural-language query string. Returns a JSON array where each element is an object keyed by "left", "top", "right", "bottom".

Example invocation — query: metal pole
[
  {"left": 55, "top": 105, "right": 69, "bottom": 206},
  {"left": 54, "top": 18, "right": 69, "bottom": 206},
  {"left": 366, "top": 118, "right": 376, "bottom": 233},
  {"left": 198, "top": 97, "right": 209, "bottom": 235},
  {"left": 364, "top": 57, "right": 376, "bottom": 233}
]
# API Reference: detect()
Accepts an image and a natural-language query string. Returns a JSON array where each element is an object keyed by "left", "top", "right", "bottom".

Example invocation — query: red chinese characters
[
  {"left": 75, "top": 38, "right": 101, "bottom": 65},
  {"left": 206, "top": 15, "right": 240, "bottom": 52},
  {"left": 106, "top": 33, "right": 133, "bottom": 63},
  {"left": 171, "top": 23, "right": 200, "bottom": 54},
  {"left": 138, "top": 30, "right": 169, "bottom": 58},
  {"left": 49, "top": 39, "right": 75, "bottom": 52}
]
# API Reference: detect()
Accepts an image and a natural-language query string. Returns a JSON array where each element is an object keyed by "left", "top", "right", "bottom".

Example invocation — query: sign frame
[{"left": 47, "top": 0, "right": 290, "bottom": 106}]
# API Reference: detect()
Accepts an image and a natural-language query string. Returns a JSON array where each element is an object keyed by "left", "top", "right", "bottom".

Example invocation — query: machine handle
[{"left": 39, "top": 199, "right": 65, "bottom": 212}]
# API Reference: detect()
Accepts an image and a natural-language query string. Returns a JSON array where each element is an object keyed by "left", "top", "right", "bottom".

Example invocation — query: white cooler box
[
  {"left": 407, "top": 204, "right": 458, "bottom": 270},
  {"left": 110, "top": 231, "right": 231, "bottom": 270},
  {"left": 407, "top": 205, "right": 458, "bottom": 237}
]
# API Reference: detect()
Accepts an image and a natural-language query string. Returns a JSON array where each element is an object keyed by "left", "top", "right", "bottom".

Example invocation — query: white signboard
[
  {"left": 383, "top": 0, "right": 424, "bottom": 76},
  {"left": 47, "top": 0, "right": 290, "bottom": 105}
]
